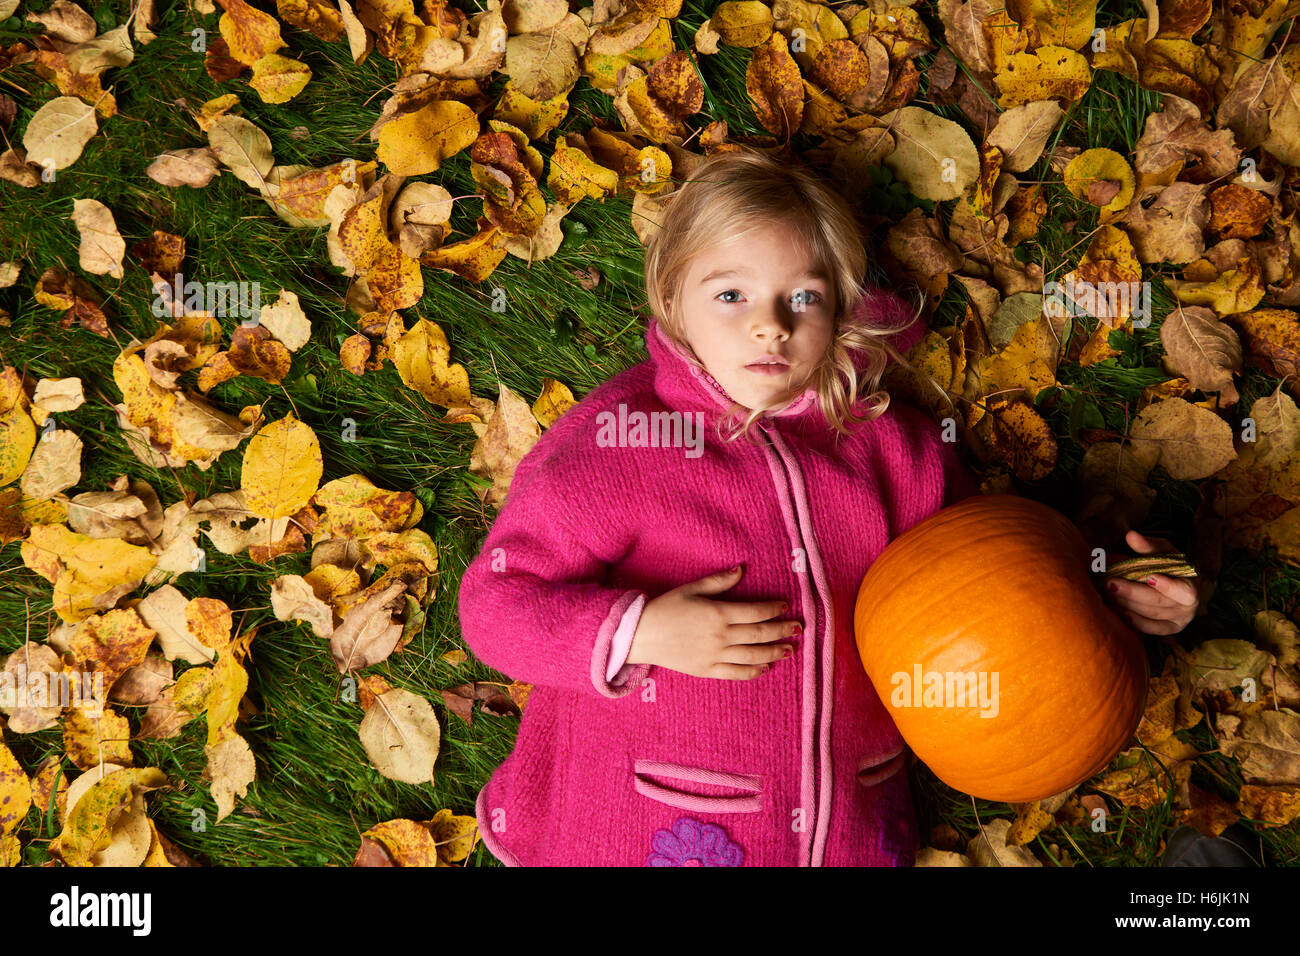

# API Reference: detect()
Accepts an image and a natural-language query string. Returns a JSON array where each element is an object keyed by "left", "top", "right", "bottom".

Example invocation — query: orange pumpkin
[{"left": 853, "top": 493, "right": 1148, "bottom": 803}]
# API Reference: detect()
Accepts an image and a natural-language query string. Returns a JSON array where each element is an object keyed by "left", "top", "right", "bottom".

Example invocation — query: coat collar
[{"left": 643, "top": 287, "right": 924, "bottom": 425}]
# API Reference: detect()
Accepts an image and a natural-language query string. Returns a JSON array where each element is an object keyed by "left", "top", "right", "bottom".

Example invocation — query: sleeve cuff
[
  {"left": 590, "top": 590, "right": 651, "bottom": 698},
  {"left": 605, "top": 593, "right": 646, "bottom": 682}
]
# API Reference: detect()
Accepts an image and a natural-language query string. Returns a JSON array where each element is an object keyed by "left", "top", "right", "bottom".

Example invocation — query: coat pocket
[
  {"left": 632, "top": 759, "right": 763, "bottom": 814},
  {"left": 857, "top": 744, "right": 906, "bottom": 787}
]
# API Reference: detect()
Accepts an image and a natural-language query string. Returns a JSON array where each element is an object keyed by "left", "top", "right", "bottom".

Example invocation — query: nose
[{"left": 750, "top": 303, "right": 793, "bottom": 342}]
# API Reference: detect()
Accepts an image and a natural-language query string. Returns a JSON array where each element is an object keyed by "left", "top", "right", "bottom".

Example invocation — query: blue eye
[
  {"left": 717, "top": 290, "right": 741, "bottom": 303},
  {"left": 792, "top": 290, "right": 823, "bottom": 306}
]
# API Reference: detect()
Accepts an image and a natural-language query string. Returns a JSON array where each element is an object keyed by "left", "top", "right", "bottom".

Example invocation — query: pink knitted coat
[{"left": 457, "top": 288, "right": 978, "bottom": 866}]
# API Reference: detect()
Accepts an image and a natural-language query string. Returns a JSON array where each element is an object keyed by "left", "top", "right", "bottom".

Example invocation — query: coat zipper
[{"left": 758, "top": 421, "right": 831, "bottom": 866}]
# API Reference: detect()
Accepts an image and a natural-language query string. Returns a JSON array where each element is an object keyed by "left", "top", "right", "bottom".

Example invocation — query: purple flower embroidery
[{"left": 646, "top": 816, "right": 743, "bottom": 866}]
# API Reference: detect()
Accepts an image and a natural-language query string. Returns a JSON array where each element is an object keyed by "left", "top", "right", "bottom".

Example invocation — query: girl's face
[{"left": 669, "top": 222, "right": 837, "bottom": 413}]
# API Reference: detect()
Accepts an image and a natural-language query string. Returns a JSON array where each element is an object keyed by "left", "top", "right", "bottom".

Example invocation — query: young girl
[{"left": 456, "top": 149, "right": 1199, "bottom": 867}]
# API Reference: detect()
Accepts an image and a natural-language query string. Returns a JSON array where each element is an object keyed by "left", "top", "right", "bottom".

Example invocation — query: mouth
[{"left": 746, "top": 358, "right": 791, "bottom": 375}]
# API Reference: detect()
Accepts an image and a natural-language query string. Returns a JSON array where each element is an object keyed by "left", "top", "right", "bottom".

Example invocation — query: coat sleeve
[{"left": 456, "top": 441, "right": 653, "bottom": 699}]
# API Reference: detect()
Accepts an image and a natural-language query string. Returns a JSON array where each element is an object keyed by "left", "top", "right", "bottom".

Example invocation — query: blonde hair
[{"left": 642, "top": 148, "right": 925, "bottom": 445}]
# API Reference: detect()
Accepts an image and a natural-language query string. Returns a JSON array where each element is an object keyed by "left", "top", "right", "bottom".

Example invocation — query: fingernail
[
  {"left": 783, "top": 646, "right": 793, "bottom": 657},
  {"left": 780, "top": 601, "right": 789, "bottom": 613},
  {"left": 791, "top": 623, "right": 802, "bottom": 635},
  {"left": 1107, "top": 582, "right": 1119, "bottom": 593},
  {"left": 1144, "top": 576, "right": 1156, "bottom": 586}
]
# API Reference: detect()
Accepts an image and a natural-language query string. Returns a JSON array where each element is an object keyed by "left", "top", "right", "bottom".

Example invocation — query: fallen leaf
[
  {"left": 878, "top": 105, "right": 980, "bottom": 201},
  {"left": 70, "top": 199, "right": 125, "bottom": 278},
  {"left": 968, "top": 817, "right": 1041, "bottom": 866},
  {"left": 377, "top": 100, "right": 480, "bottom": 176},
  {"left": 358, "top": 686, "right": 440, "bottom": 785},
  {"left": 19, "top": 428, "right": 82, "bottom": 500},
  {"left": 240, "top": 413, "right": 323, "bottom": 519},
  {"left": 22, "top": 96, "right": 97, "bottom": 171},
  {"left": 328, "top": 581, "right": 407, "bottom": 672},
  {"left": 468, "top": 383, "right": 542, "bottom": 508},
  {"left": 146, "top": 147, "right": 222, "bottom": 187},
  {"left": 207, "top": 113, "right": 275, "bottom": 191},
  {"left": 986, "top": 99, "right": 1065, "bottom": 172}
]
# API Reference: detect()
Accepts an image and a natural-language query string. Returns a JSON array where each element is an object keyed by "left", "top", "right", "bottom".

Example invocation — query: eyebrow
[{"left": 700, "top": 268, "right": 830, "bottom": 283}]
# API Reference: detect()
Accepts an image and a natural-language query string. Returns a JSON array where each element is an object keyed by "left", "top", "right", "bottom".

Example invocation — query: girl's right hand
[{"left": 625, "top": 565, "right": 799, "bottom": 679}]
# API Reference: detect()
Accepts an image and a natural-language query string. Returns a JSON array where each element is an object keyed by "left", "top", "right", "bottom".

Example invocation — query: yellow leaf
[
  {"left": 68, "top": 606, "right": 157, "bottom": 700},
  {"left": 994, "top": 44, "right": 1091, "bottom": 108},
  {"left": 340, "top": 333, "right": 371, "bottom": 375},
  {"left": 1167, "top": 260, "right": 1266, "bottom": 315},
  {"left": 142, "top": 818, "right": 175, "bottom": 866},
  {"left": 376, "top": 100, "right": 479, "bottom": 176},
  {"left": 277, "top": 0, "right": 343, "bottom": 41},
  {"left": 1063, "top": 147, "right": 1135, "bottom": 219},
  {"left": 0, "top": 401, "right": 36, "bottom": 487},
  {"left": 218, "top": 0, "right": 287, "bottom": 66},
  {"left": 0, "top": 741, "right": 31, "bottom": 836},
  {"left": 391, "top": 318, "right": 472, "bottom": 408},
  {"left": 173, "top": 666, "right": 214, "bottom": 714},
  {"left": 54, "top": 767, "right": 167, "bottom": 867},
  {"left": 63, "top": 706, "right": 134, "bottom": 770},
  {"left": 359, "top": 818, "right": 440, "bottom": 866},
  {"left": 186, "top": 597, "right": 234, "bottom": 658},
  {"left": 532, "top": 378, "right": 576, "bottom": 427},
  {"left": 709, "top": 1, "right": 773, "bottom": 47},
  {"left": 313, "top": 473, "right": 421, "bottom": 538},
  {"left": 240, "top": 413, "right": 322, "bottom": 519},
  {"left": 20, "top": 524, "right": 158, "bottom": 623},
  {"left": 547, "top": 135, "right": 619, "bottom": 204},
  {"left": 363, "top": 241, "right": 423, "bottom": 313},
  {"left": 249, "top": 52, "right": 312, "bottom": 104},
  {"left": 338, "top": 187, "right": 389, "bottom": 274},
  {"left": 419, "top": 220, "right": 510, "bottom": 281},
  {"left": 1006, "top": 800, "right": 1054, "bottom": 845},
  {"left": 194, "top": 93, "right": 241, "bottom": 132},
  {"left": 492, "top": 79, "right": 569, "bottom": 141},
  {"left": 205, "top": 652, "right": 248, "bottom": 748},
  {"left": 1006, "top": 0, "right": 1098, "bottom": 51},
  {"left": 262, "top": 160, "right": 377, "bottom": 227},
  {"left": 363, "top": 528, "right": 438, "bottom": 575},
  {"left": 973, "top": 315, "right": 1059, "bottom": 402},
  {"left": 428, "top": 807, "right": 480, "bottom": 863}
]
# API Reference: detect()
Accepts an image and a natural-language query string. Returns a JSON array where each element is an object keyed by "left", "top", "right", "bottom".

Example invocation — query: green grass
[{"left": 1, "top": 0, "right": 1298, "bottom": 868}]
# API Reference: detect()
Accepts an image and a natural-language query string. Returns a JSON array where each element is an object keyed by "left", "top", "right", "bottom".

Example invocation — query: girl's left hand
[{"left": 1103, "top": 531, "right": 1200, "bottom": 635}]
